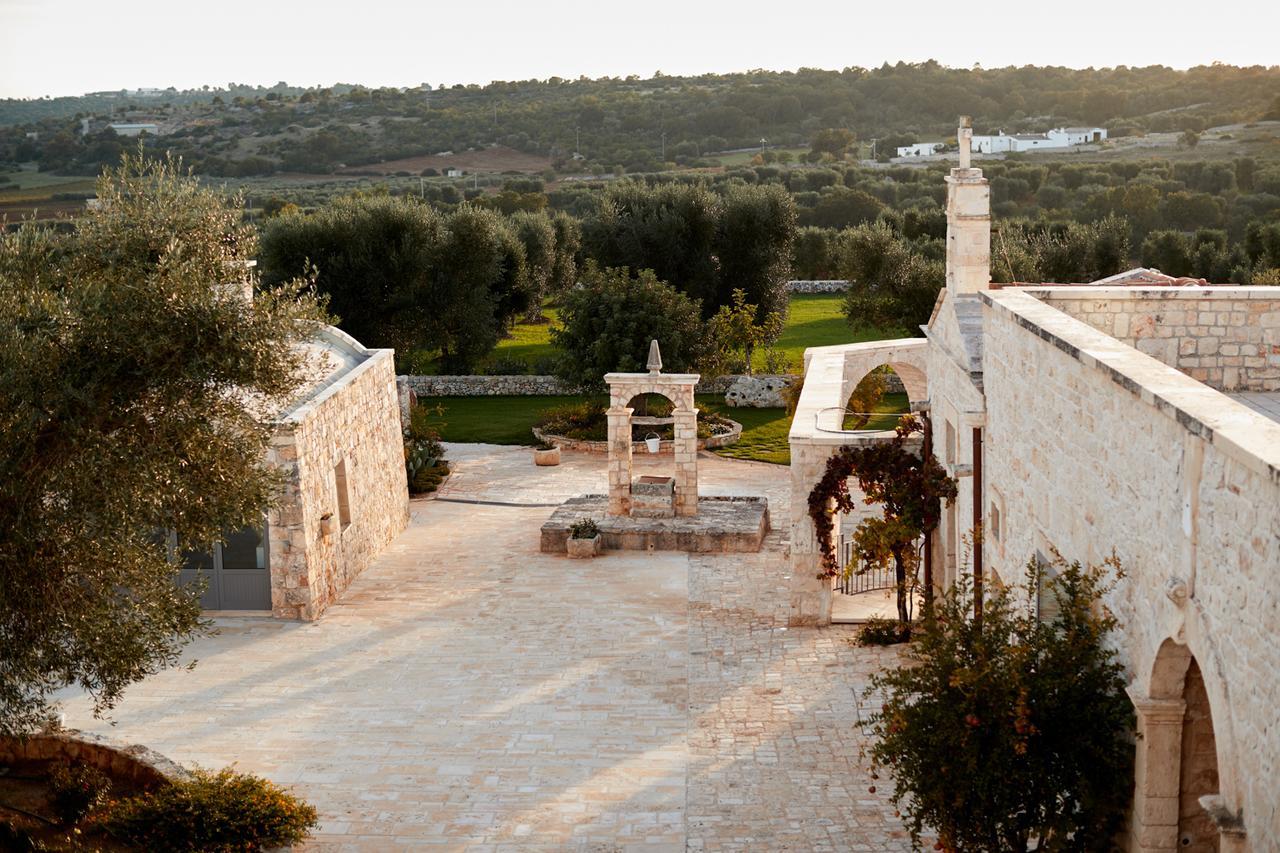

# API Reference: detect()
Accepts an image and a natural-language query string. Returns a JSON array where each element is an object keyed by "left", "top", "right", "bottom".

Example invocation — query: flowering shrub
[{"left": 864, "top": 555, "right": 1133, "bottom": 851}]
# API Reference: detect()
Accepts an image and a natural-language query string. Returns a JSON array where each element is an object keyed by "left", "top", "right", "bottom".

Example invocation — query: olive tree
[{"left": 0, "top": 154, "right": 326, "bottom": 733}]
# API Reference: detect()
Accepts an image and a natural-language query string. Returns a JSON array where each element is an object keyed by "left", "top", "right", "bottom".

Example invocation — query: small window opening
[{"left": 334, "top": 459, "right": 352, "bottom": 529}]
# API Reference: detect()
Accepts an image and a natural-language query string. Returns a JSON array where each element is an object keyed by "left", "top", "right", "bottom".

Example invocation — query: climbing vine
[{"left": 807, "top": 414, "right": 958, "bottom": 622}]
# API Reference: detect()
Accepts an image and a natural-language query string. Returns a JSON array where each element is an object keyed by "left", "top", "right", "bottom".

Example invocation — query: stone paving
[{"left": 58, "top": 444, "right": 913, "bottom": 851}]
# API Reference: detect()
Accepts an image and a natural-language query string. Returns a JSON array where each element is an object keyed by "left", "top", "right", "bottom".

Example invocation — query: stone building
[
  {"left": 178, "top": 325, "right": 409, "bottom": 620},
  {"left": 789, "top": 118, "right": 1279, "bottom": 850}
]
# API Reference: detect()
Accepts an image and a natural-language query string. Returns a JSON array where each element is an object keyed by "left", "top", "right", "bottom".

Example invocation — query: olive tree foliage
[
  {"left": 581, "top": 181, "right": 796, "bottom": 320},
  {"left": 865, "top": 556, "right": 1134, "bottom": 851},
  {"left": 0, "top": 154, "right": 326, "bottom": 733},
  {"left": 260, "top": 196, "right": 533, "bottom": 371},
  {"left": 838, "top": 222, "right": 943, "bottom": 333},
  {"left": 551, "top": 262, "right": 706, "bottom": 389},
  {"left": 991, "top": 216, "right": 1130, "bottom": 284},
  {"left": 510, "top": 210, "right": 557, "bottom": 321}
]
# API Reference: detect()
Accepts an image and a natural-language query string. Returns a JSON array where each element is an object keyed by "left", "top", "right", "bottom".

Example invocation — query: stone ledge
[
  {"left": 0, "top": 729, "right": 190, "bottom": 788},
  {"left": 540, "top": 495, "right": 770, "bottom": 554}
]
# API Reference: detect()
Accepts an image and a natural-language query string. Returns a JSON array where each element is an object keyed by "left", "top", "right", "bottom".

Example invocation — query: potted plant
[
  {"left": 566, "top": 518, "right": 602, "bottom": 558},
  {"left": 533, "top": 439, "right": 561, "bottom": 466}
]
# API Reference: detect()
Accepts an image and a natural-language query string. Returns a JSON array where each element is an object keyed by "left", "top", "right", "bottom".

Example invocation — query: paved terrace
[{"left": 59, "top": 444, "right": 914, "bottom": 851}]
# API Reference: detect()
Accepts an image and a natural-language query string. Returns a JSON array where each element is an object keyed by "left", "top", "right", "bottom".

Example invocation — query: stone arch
[
  {"left": 604, "top": 370, "right": 699, "bottom": 518},
  {"left": 1132, "top": 636, "right": 1245, "bottom": 852},
  {"left": 837, "top": 340, "right": 929, "bottom": 407}
]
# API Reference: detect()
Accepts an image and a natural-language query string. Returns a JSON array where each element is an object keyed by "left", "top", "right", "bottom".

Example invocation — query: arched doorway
[
  {"left": 1133, "top": 640, "right": 1242, "bottom": 852},
  {"left": 1178, "top": 658, "right": 1220, "bottom": 852}
]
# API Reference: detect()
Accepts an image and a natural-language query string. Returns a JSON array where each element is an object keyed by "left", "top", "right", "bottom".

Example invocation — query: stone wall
[
  {"left": 1033, "top": 287, "right": 1280, "bottom": 392},
  {"left": 404, "top": 373, "right": 759, "bottom": 398},
  {"left": 981, "top": 289, "right": 1280, "bottom": 846},
  {"left": 0, "top": 729, "right": 189, "bottom": 787},
  {"left": 787, "top": 280, "right": 851, "bottom": 293},
  {"left": 268, "top": 349, "right": 409, "bottom": 620}
]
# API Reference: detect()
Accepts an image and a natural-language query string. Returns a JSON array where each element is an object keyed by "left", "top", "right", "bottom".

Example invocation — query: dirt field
[{"left": 338, "top": 145, "right": 551, "bottom": 176}]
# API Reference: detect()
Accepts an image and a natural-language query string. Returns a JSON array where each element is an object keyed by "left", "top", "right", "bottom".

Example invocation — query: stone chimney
[{"left": 945, "top": 117, "right": 991, "bottom": 294}]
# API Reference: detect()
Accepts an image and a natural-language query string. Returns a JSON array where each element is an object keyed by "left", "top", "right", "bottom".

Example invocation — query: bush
[
  {"left": 865, "top": 555, "right": 1134, "bottom": 850},
  {"left": 855, "top": 616, "right": 911, "bottom": 646},
  {"left": 570, "top": 518, "right": 600, "bottom": 539},
  {"left": 405, "top": 403, "right": 447, "bottom": 493},
  {"left": 48, "top": 762, "right": 111, "bottom": 826},
  {"left": 103, "top": 768, "right": 317, "bottom": 852},
  {"left": 551, "top": 263, "right": 707, "bottom": 390}
]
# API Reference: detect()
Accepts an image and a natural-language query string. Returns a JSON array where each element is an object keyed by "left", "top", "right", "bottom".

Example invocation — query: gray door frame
[{"left": 174, "top": 520, "right": 271, "bottom": 611}]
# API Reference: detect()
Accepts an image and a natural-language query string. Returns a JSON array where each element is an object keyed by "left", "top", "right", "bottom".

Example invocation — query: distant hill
[{"left": 3, "top": 63, "right": 1278, "bottom": 178}]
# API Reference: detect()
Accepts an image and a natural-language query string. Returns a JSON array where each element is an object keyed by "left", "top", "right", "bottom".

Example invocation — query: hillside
[{"left": 3, "top": 63, "right": 1278, "bottom": 179}]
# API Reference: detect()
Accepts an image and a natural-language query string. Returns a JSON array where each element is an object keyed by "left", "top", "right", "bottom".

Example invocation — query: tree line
[{"left": 4, "top": 63, "right": 1279, "bottom": 177}]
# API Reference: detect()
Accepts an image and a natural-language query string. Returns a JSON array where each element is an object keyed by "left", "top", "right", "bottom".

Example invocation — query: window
[
  {"left": 334, "top": 459, "right": 352, "bottom": 529},
  {"left": 1035, "top": 549, "right": 1060, "bottom": 624}
]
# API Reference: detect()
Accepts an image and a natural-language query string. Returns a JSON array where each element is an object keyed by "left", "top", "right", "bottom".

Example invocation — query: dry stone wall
[
  {"left": 980, "top": 291, "right": 1280, "bottom": 845},
  {"left": 1035, "top": 287, "right": 1280, "bottom": 392},
  {"left": 268, "top": 350, "right": 409, "bottom": 619},
  {"left": 0, "top": 730, "right": 189, "bottom": 787},
  {"left": 787, "top": 280, "right": 851, "bottom": 293},
  {"left": 404, "top": 373, "right": 765, "bottom": 398}
]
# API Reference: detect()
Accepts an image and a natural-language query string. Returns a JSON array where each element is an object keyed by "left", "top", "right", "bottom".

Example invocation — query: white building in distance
[
  {"left": 108, "top": 123, "right": 159, "bottom": 137},
  {"left": 896, "top": 142, "right": 945, "bottom": 157},
  {"left": 971, "top": 126, "right": 1107, "bottom": 154}
]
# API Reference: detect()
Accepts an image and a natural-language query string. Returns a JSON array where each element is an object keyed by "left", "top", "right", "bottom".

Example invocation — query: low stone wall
[
  {"left": 406, "top": 374, "right": 748, "bottom": 397},
  {"left": 0, "top": 729, "right": 189, "bottom": 788},
  {"left": 788, "top": 280, "right": 851, "bottom": 293},
  {"left": 405, "top": 374, "right": 575, "bottom": 396},
  {"left": 532, "top": 419, "right": 742, "bottom": 454}
]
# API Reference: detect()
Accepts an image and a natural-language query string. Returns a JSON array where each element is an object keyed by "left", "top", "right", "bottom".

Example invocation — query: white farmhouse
[
  {"left": 896, "top": 142, "right": 945, "bottom": 158},
  {"left": 971, "top": 126, "right": 1107, "bottom": 154}
]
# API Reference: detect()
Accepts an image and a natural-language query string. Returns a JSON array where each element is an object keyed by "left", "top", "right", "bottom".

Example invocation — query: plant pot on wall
[
  {"left": 534, "top": 445, "right": 561, "bottom": 466},
  {"left": 318, "top": 513, "right": 336, "bottom": 537},
  {"left": 566, "top": 534, "right": 601, "bottom": 558}
]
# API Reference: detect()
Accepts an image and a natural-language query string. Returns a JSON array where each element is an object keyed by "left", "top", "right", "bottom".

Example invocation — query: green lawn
[
  {"left": 469, "top": 292, "right": 894, "bottom": 376},
  {"left": 419, "top": 390, "right": 909, "bottom": 466},
  {"left": 418, "top": 394, "right": 599, "bottom": 445}
]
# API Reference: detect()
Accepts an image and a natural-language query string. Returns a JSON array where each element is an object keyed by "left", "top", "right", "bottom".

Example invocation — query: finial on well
[
  {"left": 958, "top": 115, "right": 972, "bottom": 170},
  {"left": 647, "top": 339, "right": 663, "bottom": 374}
]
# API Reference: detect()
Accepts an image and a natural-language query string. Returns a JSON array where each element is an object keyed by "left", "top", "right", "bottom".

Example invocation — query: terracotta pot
[
  {"left": 534, "top": 446, "right": 561, "bottom": 466},
  {"left": 566, "top": 534, "right": 601, "bottom": 558}
]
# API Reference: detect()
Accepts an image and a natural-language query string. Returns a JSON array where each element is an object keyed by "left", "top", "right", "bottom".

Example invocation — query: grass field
[
  {"left": 420, "top": 388, "right": 911, "bottom": 465},
  {"left": 470, "top": 293, "right": 886, "bottom": 375},
  {"left": 709, "top": 147, "right": 809, "bottom": 167}
]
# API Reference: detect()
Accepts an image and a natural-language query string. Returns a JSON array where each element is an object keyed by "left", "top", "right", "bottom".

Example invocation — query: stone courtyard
[{"left": 57, "top": 444, "right": 913, "bottom": 851}]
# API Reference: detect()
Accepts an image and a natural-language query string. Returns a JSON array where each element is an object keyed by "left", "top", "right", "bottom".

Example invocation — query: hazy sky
[{"left": 2, "top": 0, "right": 1276, "bottom": 99}]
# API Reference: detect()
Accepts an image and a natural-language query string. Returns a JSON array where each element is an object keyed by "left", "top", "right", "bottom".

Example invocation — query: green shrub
[
  {"left": 570, "top": 518, "right": 600, "bottom": 539},
  {"left": 103, "top": 767, "right": 318, "bottom": 852},
  {"left": 48, "top": 761, "right": 111, "bottom": 826},
  {"left": 410, "top": 461, "right": 449, "bottom": 495},
  {"left": 865, "top": 555, "right": 1133, "bottom": 850},
  {"left": 855, "top": 616, "right": 911, "bottom": 646}
]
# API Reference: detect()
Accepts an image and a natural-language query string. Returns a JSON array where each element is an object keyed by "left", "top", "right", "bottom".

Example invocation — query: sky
[{"left": 1, "top": 0, "right": 1276, "bottom": 99}]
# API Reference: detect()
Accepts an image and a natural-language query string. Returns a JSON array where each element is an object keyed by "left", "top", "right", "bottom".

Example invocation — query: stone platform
[{"left": 540, "top": 494, "right": 770, "bottom": 554}]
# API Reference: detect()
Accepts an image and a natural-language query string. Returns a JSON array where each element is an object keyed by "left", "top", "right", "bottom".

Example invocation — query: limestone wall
[
  {"left": 0, "top": 729, "right": 190, "bottom": 787},
  {"left": 404, "top": 373, "right": 756, "bottom": 397},
  {"left": 980, "top": 289, "right": 1280, "bottom": 845},
  {"left": 1032, "top": 286, "right": 1280, "bottom": 392},
  {"left": 268, "top": 349, "right": 409, "bottom": 619},
  {"left": 787, "top": 280, "right": 851, "bottom": 293}
]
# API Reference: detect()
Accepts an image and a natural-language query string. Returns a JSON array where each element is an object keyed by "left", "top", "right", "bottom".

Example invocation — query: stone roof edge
[
  {"left": 1019, "top": 285, "right": 1280, "bottom": 301},
  {"left": 275, "top": 346, "right": 395, "bottom": 428},
  {"left": 980, "top": 289, "right": 1280, "bottom": 485}
]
